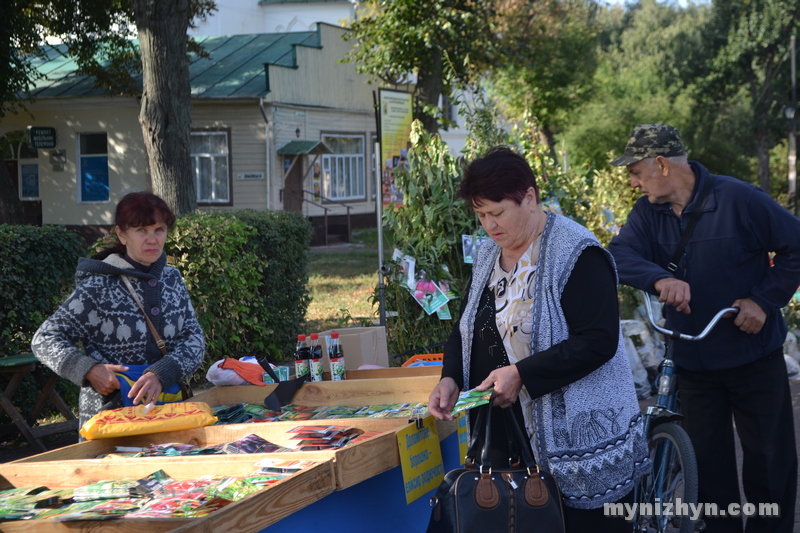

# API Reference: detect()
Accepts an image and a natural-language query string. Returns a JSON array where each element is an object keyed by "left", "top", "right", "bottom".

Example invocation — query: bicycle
[{"left": 632, "top": 291, "right": 738, "bottom": 533}]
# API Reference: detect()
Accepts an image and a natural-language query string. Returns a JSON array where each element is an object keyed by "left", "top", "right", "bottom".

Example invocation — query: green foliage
[
  {"left": 562, "top": 0, "right": 708, "bottom": 171},
  {"left": 225, "top": 210, "right": 313, "bottom": 363},
  {"left": 0, "top": 225, "right": 85, "bottom": 355},
  {"left": 489, "top": 0, "right": 599, "bottom": 141},
  {"left": 343, "top": 0, "right": 495, "bottom": 131},
  {"left": 378, "top": 121, "right": 475, "bottom": 357},
  {"left": 167, "top": 212, "right": 267, "bottom": 380}
]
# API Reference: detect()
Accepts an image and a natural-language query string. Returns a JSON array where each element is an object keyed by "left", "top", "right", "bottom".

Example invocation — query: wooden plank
[
  {"left": 323, "top": 366, "right": 440, "bottom": 380},
  {"left": 0, "top": 460, "right": 334, "bottom": 533},
  {"left": 0, "top": 517, "right": 195, "bottom": 533},
  {"left": 191, "top": 374, "right": 440, "bottom": 406},
  {"left": 10, "top": 419, "right": 411, "bottom": 464}
]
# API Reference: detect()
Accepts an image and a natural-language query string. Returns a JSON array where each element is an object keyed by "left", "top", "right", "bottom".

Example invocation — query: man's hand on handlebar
[
  {"left": 731, "top": 298, "right": 766, "bottom": 334},
  {"left": 654, "top": 277, "right": 692, "bottom": 314}
]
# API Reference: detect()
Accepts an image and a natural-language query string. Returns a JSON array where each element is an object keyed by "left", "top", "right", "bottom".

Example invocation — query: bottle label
[
  {"left": 330, "top": 358, "right": 346, "bottom": 381},
  {"left": 295, "top": 360, "right": 310, "bottom": 378},
  {"left": 310, "top": 359, "right": 324, "bottom": 382}
]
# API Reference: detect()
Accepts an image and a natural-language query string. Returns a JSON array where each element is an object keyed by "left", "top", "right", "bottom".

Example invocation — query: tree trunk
[
  {"left": 414, "top": 48, "right": 443, "bottom": 134},
  {"left": 0, "top": 154, "right": 25, "bottom": 224},
  {"left": 131, "top": 0, "right": 196, "bottom": 215}
]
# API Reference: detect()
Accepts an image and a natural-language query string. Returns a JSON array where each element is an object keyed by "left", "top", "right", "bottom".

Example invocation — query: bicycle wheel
[{"left": 633, "top": 422, "right": 699, "bottom": 533}]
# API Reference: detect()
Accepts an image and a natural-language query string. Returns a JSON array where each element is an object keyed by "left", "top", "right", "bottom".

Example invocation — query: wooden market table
[
  {"left": 0, "top": 370, "right": 458, "bottom": 532},
  {"left": 0, "top": 354, "right": 79, "bottom": 452}
]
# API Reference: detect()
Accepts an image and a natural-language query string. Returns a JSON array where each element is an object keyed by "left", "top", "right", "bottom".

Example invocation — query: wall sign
[
  {"left": 28, "top": 127, "right": 57, "bottom": 149},
  {"left": 237, "top": 172, "right": 264, "bottom": 180}
]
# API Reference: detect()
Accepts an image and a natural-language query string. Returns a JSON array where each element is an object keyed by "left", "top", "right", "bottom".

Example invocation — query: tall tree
[
  {"left": 490, "top": 0, "right": 600, "bottom": 156},
  {"left": 0, "top": 0, "right": 214, "bottom": 220},
  {"left": 344, "top": 0, "right": 496, "bottom": 133},
  {"left": 0, "top": 1, "right": 48, "bottom": 224},
  {"left": 703, "top": 0, "right": 800, "bottom": 193},
  {"left": 131, "top": 0, "right": 196, "bottom": 214},
  {"left": 562, "top": 1, "right": 720, "bottom": 171}
]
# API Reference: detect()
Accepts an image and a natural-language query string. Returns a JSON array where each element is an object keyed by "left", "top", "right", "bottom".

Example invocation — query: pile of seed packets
[
  {"left": 0, "top": 466, "right": 313, "bottom": 522},
  {"left": 210, "top": 402, "right": 429, "bottom": 424},
  {"left": 96, "top": 433, "right": 290, "bottom": 459}
]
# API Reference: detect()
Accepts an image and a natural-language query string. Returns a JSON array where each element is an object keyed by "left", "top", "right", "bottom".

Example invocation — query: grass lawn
[{"left": 304, "top": 229, "right": 388, "bottom": 333}]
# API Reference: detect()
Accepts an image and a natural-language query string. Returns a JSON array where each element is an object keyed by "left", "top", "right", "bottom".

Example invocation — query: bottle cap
[
  {"left": 297, "top": 334, "right": 306, "bottom": 340},
  {"left": 331, "top": 332, "right": 339, "bottom": 339},
  {"left": 310, "top": 333, "right": 319, "bottom": 340}
]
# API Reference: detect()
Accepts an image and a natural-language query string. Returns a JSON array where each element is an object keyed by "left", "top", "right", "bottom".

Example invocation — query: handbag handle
[{"left": 466, "top": 403, "right": 537, "bottom": 471}]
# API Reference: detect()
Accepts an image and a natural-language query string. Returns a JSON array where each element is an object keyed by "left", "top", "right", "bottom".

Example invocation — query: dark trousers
[
  {"left": 678, "top": 350, "right": 797, "bottom": 533},
  {"left": 563, "top": 488, "right": 633, "bottom": 533}
]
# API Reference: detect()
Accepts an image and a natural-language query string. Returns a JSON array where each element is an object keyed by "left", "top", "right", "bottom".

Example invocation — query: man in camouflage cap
[
  {"left": 610, "top": 123, "right": 686, "bottom": 166},
  {"left": 609, "top": 124, "right": 800, "bottom": 533}
]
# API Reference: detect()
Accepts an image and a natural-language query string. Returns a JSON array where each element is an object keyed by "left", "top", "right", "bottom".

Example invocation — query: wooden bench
[{"left": 0, "top": 353, "right": 79, "bottom": 453}]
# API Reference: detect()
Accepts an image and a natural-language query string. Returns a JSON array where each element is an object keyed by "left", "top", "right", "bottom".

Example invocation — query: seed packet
[
  {"left": 451, "top": 387, "right": 493, "bottom": 416},
  {"left": 129, "top": 470, "right": 174, "bottom": 498},
  {"left": 252, "top": 458, "right": 315, "bottom": 475},
  {"left": 216, "top": 434, "right": 286, "bottom": 454},
  {"left": 0, "top": 508, "right": 33, "bottom": 520},
  {"left": 185, "top": 497, "right": 232, "bottom": 517},
  {"left": 212, "top": 479, "right": 265, "bottom": 501},
  {"left": 72, "top": 479, "right": 139, "bottom": 502},
  {"left": 240, "top": 475, "right": 285, "bottom": 487}
]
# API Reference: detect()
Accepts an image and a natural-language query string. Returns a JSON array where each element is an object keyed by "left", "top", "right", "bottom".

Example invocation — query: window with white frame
[
  {"left": 191, "top": 131, "right": 230, "bottom": 203},
  {"left": 78, "top": 133, "right": 109, "bottom": 202},
  {"left": 321, "top": 134, "right": 365, "bottom": 201}
]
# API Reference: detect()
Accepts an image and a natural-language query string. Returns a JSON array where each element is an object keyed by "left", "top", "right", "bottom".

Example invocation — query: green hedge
[
  {"left": 168, "top": 210, "right": 312, "bottom": 380},
  {"left": 0, "top": 225, "right": 85, "bottom": 355},
  {"left": 226, "top": 210, "right": 312, "bottom": 363},
  {"left": 0, "top": 224, "right": 85, "bottom": 427}
]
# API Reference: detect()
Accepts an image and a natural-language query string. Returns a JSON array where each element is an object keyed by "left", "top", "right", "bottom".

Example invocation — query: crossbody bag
[{"left": 121, "top": 275, "right": 193, "bottom": 400}]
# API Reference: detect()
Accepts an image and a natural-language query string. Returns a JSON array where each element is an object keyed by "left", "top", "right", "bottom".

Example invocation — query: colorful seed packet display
[{"left": 0, "top": 464, "right": 317, "bottom": 523}]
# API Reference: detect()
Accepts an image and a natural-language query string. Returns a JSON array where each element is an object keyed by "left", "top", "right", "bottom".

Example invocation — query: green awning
[{"left": 276, "top": 140, "right": 332, "bottom": 155}]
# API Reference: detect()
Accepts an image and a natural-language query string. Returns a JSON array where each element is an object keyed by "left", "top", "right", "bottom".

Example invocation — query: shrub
[
  {"left": 0, "top": 225, "right": 85, "bottom": 354},
  {"left": 380, "top": 122, "right": 474, "bottom": 358},
  {"left": 0, "top": 224, "right": 85, "bottom": 425},
  {"left": 223, "top": 210, "right": 313, "bottom": 363},
  {"left": 167, "top": 211, "right": 269, "bottom": 382}
]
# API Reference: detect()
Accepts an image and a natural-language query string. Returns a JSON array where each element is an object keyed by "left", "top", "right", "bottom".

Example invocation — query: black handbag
[{"left": 427, "top": 404, "right": 565, "bottom": 533}]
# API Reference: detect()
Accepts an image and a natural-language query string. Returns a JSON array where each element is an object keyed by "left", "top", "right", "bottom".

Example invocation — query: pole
[
  {"left": 373, "top": 91, "right": 387, "bottom": 326},
  {"left": 790, "top": 35, "right": 797, "bottom": 216}
]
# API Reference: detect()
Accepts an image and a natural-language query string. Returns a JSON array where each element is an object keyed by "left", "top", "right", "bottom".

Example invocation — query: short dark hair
[
  {"left": 93, "top": 191, "right": 176, "bottom": 260},
  {"left": 115, "top": 191, "right": 176, "bottom": 231},
  {"left": 459, "top": 146, "right": 540, "bottom": 207}
]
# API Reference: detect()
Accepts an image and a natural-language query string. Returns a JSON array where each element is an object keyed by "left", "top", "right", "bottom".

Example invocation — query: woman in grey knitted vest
[
  {"left": 32, "top": 192, "right": 205, "bottom": 433},
  {"left": 428, "top": 147, "right": 649, "bottom": 532}
]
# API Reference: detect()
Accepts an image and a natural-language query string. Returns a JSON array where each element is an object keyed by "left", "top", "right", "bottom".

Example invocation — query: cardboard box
[{"left": 317, "top": 326, "right": 390, "bottom": 370}]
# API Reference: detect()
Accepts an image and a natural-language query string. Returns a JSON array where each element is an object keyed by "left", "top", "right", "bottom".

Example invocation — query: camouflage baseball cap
[{"left": 610, "top": 124, "right": 686, "bottom": 166}]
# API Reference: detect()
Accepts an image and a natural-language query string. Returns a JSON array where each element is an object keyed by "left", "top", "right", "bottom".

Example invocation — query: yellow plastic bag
[{"left": 79, "top": 402, "right": 218, "bottom": 440}]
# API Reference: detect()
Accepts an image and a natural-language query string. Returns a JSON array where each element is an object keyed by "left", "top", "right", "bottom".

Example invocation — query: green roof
[
  {"left": 276, "top": 140, "right": 332, "bottom": 155},
  {"left": 24, "top": 28, "right": 323, "bottom": 99}
]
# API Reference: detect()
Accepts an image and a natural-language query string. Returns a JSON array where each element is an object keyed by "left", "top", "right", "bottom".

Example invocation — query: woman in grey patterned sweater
[{"left": 32, "top": 192, "right": 205, "bottom": 432}]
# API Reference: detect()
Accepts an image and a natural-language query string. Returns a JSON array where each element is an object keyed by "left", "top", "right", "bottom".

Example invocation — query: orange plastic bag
[{"left": 79, "top": 402, "right": 218, "bottom": 440}]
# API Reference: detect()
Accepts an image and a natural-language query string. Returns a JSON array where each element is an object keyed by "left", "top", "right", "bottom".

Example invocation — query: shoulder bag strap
[
  {"left": 667, "top": 175, "right": 716, "bottom": 273},
  {"left": 121, "top": 275, "right": 168, "bottom": 356}
]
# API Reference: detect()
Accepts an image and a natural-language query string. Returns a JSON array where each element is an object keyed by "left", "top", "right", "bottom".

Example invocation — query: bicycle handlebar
[{"left": 641, "top": 290, "right": 739, "bottom": 341}]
